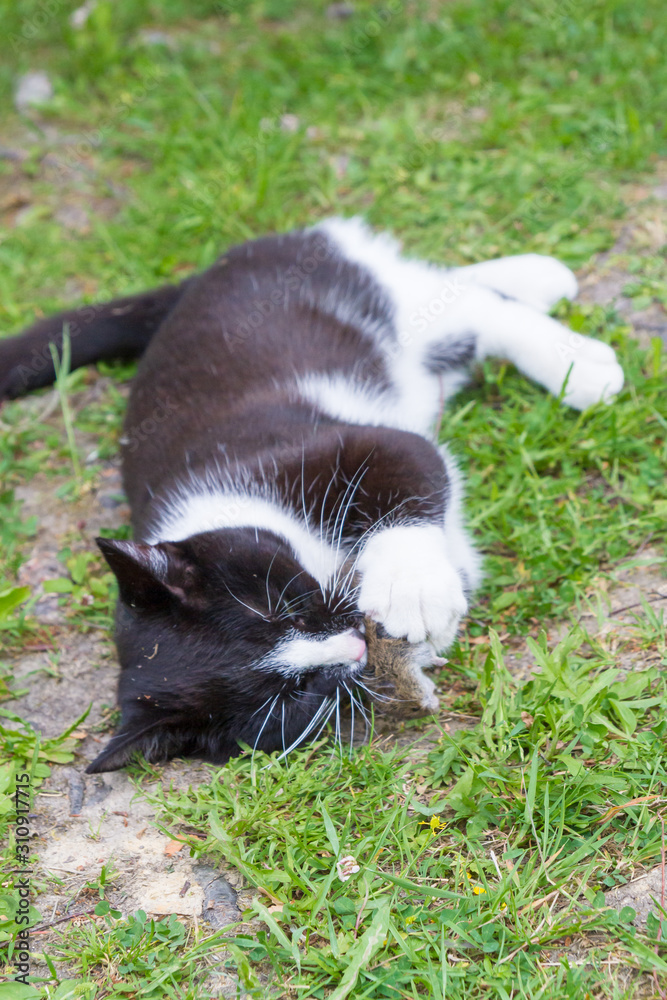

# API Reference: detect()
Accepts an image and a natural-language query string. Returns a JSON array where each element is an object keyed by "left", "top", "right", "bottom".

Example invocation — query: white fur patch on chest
[{"left": 149, "top": 490, "right": 341, "bottom": 585}]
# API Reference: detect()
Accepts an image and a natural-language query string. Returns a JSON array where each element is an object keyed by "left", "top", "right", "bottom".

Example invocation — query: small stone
[
  {"left": 0, "top": 147, "right": 29, "bottom": 163},
  {"left": 194, "top": 864, "right": 240, "bottom": 929},
  {"left": 55, "top": 205, "right": 91, "bottom": 234},
  {"left": 70, "top": 0, "right": 98, "bottom": 29},
  {"left": 605, "top": 866, "right": 666, "bottom": 928},
  {"left": 136, "top": 29, "right": 177, "bottom": 48},
  {"left": 280, "top": 114, "right": 300, "bottom": 133},
  {"left": 135, "top": 873, "right": 204, "bottom": 918},
  {"left": 331, "top": 154, "right": 350, "bottom": 179},
  {"left": 15, "top": 72, "right": 53, "bottom": 112},
  {"left": 99, "top": 493, "right": 124, "bottom": 510},
  {"left": 326, "top": 3, "right": 355, "bottom": 19},
  {"left": 67, "top": 770, "right": 86, "bottom": 816}
]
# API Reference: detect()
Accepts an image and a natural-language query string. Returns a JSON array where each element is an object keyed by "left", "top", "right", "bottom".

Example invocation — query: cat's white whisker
[
  {"left": 355, "top": 679, "right": 393, "bottom": 704},
  {"left": 309, "top": 698, "right": 338, "bottom": 750},
  {"left": 275, "top": 586, "right": 322, "bottom": 620},
  {"left": 276, "top": 696, "right": 333, "bottom": 760},
  {"left": 318, "top": 462, "right": 342, "bottom": 557},
  {"left": 252, "top": 693, "right": 280, "bottom": 756},
  {"left": 250, "top": 693, "right": 276, "bottom": 720},
  {"left": 264, "top": 548, "right": 280, "bottom": 615},
  {"left": 332, "top": 687, "right": 343, "bottom": 761},
  {"left": 222, "top": 582, "right": 269, "bottom": 621},
  {"left": 274, "top": 567, "right": 309, "bottom": 614},
  {"left": 348, "top": 685, "right": 355, "bottom": 756},
  {"left": 343, "top": 682, "right": 372, "bottom": 739},
  {"left": 327, "top": 458, "right": 370, "bottom": 577}
]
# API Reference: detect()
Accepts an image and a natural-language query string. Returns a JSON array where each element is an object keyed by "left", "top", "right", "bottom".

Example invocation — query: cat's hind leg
[
  {"left": 315, "top": 217, "right": 623, "bottom": 411},
  {"left": 430, "top": 285, "right": 624, "bottom": 410}
]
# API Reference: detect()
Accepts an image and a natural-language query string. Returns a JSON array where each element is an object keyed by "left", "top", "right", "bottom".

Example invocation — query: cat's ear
[
  {"left": 96, "top": 537, "right": 200, "bottom": 609},
  {"left": 85, "top": 715, "right": 237, "bottom": 773},
  {"left": 84, "top": 726, "right": 152, "bottom": 773}
]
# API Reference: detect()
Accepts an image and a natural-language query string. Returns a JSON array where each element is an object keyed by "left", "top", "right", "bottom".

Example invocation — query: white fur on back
[{"left": 295, "top": 374, "right": 424, "bottom": 434}]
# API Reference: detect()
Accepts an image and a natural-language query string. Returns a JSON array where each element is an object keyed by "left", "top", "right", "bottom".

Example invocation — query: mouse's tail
[{"left": 0, "top": 277, "right": 192, "bottom": 400}]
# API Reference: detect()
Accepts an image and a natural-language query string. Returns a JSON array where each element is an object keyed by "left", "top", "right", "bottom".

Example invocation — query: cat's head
[{"left": 86, "top": 529, "right": 366, "bottom": 773}]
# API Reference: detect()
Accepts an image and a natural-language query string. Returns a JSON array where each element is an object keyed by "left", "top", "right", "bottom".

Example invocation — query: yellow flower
[
  {"left": 418, "top": 815, "right": 446, "bottom": 836},
  {"left": 472, "top": 885, "right": 486, "bottom": 895}
]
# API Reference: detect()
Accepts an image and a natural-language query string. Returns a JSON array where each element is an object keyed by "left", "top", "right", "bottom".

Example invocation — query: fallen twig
[{"left": 31, "top": 907, "right": 98, "bottom": 935}]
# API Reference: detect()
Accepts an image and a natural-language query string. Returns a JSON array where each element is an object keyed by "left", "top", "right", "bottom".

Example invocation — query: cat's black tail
[{"left": 0, "top": 278, "right": 192, "bottom": 401}]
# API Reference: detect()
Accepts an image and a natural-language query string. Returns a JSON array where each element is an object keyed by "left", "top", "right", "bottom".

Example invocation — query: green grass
[
  {"left": 141, "top": 627, "right": 667, "bottom": 999},
  {"left": 449, "top": 313, "right": 667, "bottom": 632},
  {"left": 1, "top": 0, "right": 667, "bottom": 996}
]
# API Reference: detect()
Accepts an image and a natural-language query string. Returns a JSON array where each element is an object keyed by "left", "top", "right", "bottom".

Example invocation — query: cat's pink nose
[{"left": 347, "top": 628, "right": 367, "bottom": 662}]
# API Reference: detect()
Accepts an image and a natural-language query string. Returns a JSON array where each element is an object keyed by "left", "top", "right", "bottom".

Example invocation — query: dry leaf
[{"left": 164, "top": 840, "right": 184, "bottom": 857}]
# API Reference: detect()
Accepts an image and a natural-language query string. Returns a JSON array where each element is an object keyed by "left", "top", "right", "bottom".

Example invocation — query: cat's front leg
[
  {"left": 356, "top": 523, "right": 468, "bottom": 652},
  {"left": 297, "top": 427, "right": 471, "bottom": 652}
]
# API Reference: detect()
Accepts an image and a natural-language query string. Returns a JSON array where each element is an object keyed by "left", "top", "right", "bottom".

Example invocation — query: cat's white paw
[
  {"left": 461, "top": 254, "right": 578, "bottom": 313},
  {"left": 545, "top": 331, "right": 624, "bottom": 409},
  {"left": 356, "top": 524, "right": 467, "bottom": 651},
  {"left": 515, "top": 255, "right": 579, "bottom": 312},
  {"left": 561, "top": 358, "right": 625, "bottom": 409}
]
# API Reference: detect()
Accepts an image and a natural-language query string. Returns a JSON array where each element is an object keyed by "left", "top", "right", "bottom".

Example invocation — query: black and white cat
[{"left": 0, "top": 217, "right": 624, "bottom": 772}]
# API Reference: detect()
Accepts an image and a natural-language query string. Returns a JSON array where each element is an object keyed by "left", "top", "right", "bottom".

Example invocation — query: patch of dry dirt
[
  {"left": 1, "top": 122, "right": 127, "bottom": 266},
  {"left": 578, "top": 161, "right": 667, "bottom": 348},
  {"left": 504, "top": 546, "right": 667, "bottom": 681}
]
